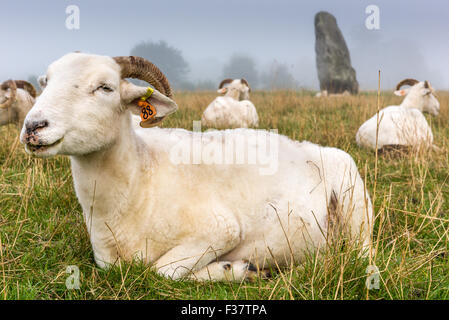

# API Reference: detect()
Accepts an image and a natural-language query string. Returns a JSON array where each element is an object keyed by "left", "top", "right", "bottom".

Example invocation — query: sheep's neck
[
  {"left": 400, "top": 94, "right": 420, "bottom": 109},
  {"left": 225, "top": 90, "right": 241, "bottom": 101},
  {"left": 70, "top": 114, "right": 145, "bottom": 235}
]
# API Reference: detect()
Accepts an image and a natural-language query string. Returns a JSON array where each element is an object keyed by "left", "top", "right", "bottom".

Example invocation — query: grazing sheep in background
[
  {"left": 21, "top": 52, "right": 373, "bottom": 281},
  {"left": 201, "top": 78, "right": 259, "bottom": 128},
  {"left": 356, "top": 79, "right": 438, "bottom": 151},
  {"left": 0, "top": 80, "right": 36, "bottom": 127}
]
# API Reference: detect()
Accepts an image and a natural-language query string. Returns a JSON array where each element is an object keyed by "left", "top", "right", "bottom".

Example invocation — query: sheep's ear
[
  {"left": 394, "top": 88, "right": 409, "bottom": 96},
  {"left": 120, "top": 80, "right": 178, "bottom": 127},
  {"left": 241, "top": 78, "right": 251, "bottom": 92},
  {"left": 217, "top": 87, "right": 227, "bottom": 94},
  {"left": 38, "top": 75, "right": 47, "bottom": 89}
]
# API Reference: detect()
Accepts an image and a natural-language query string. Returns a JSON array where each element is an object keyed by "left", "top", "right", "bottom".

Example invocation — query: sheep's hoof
[
  {"left": 222, "top": 263, "right": 232, "bottom": 271},
  {"left": 246, "top": 261, "right": 271, "bottom": 279},
  {"left": 221, "top": 260, "right": 271, "bottom": 281}
]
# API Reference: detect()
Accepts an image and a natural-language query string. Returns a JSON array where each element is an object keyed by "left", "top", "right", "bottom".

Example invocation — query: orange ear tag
[
  {"left": 138, "top": 100, "right": 156, "bottom": 122},
  {"left": 138, "top": 87, "right": 157, "bottom": 125}
]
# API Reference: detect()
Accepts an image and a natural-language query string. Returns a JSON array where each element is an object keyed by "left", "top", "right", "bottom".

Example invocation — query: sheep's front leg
[
  {"left": 154, "top": 242, "right": 271, "bottom": 281},
  {"left": 153, "top": 209, "right": 246, "bottom": 281},
  {"left": 154, "top": 240, "right": 237, "bottom": 280}
]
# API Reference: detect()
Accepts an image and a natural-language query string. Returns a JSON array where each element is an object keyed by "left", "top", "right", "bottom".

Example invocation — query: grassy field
[{"left": 0, "top": 90, "right": 448, "bottom": 300}]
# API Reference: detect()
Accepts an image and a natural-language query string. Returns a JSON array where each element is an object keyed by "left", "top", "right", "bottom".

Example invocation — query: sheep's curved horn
[
  {"left": 0, "top": 80, "right": 17, "bottom": 109},
  {"left": 113, "top": 56, "right": 173, "bottom": 98},
  {"left": 395, "top": 78, "right": 419, "bottom": 90},
  {"left": 424, "top": 80, "right": 429, "bottom": 89},
  {"left": 219, "top": 78, "right": 233, "bottom": 89},
  {"left": 14, "top": 80, "right": 37, "bottom": 98}
]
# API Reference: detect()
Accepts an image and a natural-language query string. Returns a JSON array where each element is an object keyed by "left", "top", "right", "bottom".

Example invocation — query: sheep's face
[
  {"left": 238, "top": 81, "right": 251, "bottom": 100},
  {"left": 0, "top": 88, "right": 11, "bottom": 104},
  {"left": 20, "top": 53, "right": 177, "bottom": 157},
  {"left": 395, "top": 81, "right": 440, "bottom": 115},
  {"left": 0, "top": 90, "right": 35, "bottom": 127},
  {"left": 218, "top": 79, "right": 251, "bottom": 101}
]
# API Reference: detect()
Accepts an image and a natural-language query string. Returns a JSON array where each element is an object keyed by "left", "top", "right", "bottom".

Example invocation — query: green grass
[{"left": 0, "top": 90, "right": 448, "bottom": 299}]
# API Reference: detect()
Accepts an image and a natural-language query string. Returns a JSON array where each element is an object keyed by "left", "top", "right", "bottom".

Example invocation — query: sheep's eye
[{"left": 96, "top": 84, "right": 113, "bottom": 93}]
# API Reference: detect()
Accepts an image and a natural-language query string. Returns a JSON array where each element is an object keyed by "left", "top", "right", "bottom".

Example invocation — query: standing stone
[{"left": 314, "top": 11, "right": 359, "bottom": 94}]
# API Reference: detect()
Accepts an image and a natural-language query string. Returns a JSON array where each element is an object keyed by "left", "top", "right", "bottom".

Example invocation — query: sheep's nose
[
  {"left": 23, "top": 120, "right": 49, "bottom": 144},
  {"left": 25, "top": 120, "right": 48, "bottom": 134}
]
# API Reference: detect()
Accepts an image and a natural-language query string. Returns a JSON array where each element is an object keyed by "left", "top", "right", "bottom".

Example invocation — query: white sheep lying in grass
[
  {"left": 21, "top": 52, "right": 373, "bottom": 281},
  {"left": 315, "top": 90, "right": 351, "bottom": 98},
  {"left": 0, "top": 80, "right": 36, "bottom": 127},
  {"left": 201, "top": 78, "right": 259, "bottom": 128},
  {"left": 356, "top": 79, "right": 439, "bottom": 151}
]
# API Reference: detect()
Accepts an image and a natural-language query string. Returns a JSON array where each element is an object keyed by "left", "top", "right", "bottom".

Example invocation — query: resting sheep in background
[
  {"left": 21, "top": 52, "right": 373, "bottom": 281},
  {"left": 315, "top": 90, "right": 351, "bottom": 98},
  {"left": 201, "top": 78, "right": 259, "bottom": 128},
  {"left": 0, "top": 80, "right": 36, "bottom": 127},
  {"left": 356, "top": 79, "right": 439, "bottom": 151}
]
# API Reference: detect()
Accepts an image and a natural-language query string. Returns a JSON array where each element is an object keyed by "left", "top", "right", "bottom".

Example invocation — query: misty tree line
[{"left": 27, "top": 40, "right": 299, "bottom": 91}]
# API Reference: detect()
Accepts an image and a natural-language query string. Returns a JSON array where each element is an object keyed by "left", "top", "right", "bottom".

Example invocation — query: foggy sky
[{"left": 1, "top": 0, "right": 448, "bottom": 90}]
